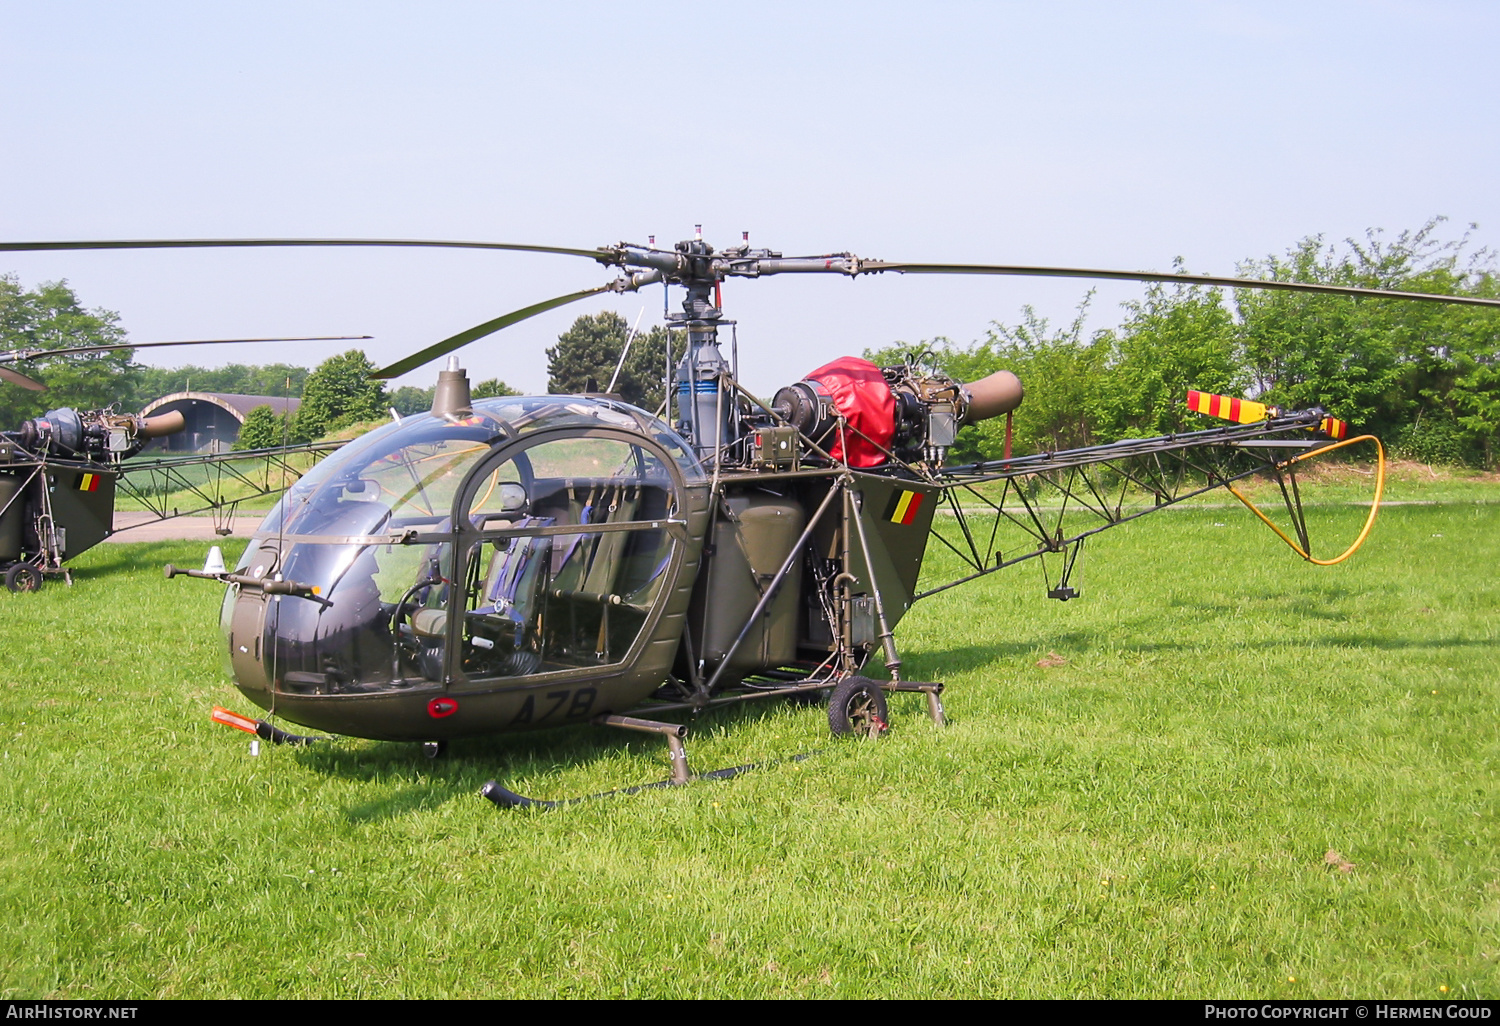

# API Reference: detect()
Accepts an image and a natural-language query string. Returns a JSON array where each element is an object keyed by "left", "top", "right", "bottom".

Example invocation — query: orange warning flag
[{"left": 211, "top": 706, "right": 260, "bottom": 735}]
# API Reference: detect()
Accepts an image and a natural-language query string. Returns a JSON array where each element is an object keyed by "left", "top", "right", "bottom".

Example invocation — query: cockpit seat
[{"left": 469, "top": 515, "right": 555, "bottom": 656}]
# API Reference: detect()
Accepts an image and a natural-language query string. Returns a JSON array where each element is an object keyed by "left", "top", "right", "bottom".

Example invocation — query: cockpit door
[{"left": 447, "top": 428, "right": 689, "bottom": 686}]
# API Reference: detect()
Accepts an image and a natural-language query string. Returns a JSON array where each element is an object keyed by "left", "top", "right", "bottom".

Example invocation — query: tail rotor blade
[
  {"left": 1318, "top": 416, "right": 1349, "bottom": 440},
  {"left": 372, "top": 285, "right": 611, "bottom": 380},
  {"left": 1186, "top": 390, "right": 1270, "bottom": 425},
  {"left": 1186, "top": 390, "right": 1350, "bottom": 440}
]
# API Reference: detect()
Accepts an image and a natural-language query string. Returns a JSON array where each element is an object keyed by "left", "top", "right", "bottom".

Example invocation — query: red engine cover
[{"left": 804, "top": 356, "right": 896, "bottom": 468}]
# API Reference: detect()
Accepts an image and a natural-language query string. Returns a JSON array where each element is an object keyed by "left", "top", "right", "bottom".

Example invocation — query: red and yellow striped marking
[
  {"left": 884, "top": 489, "right": 925, "bottom": 526},
  {"left": 1319, "top": 416, "right": 1348, "bottom": 440},
  {"left": 1187, "top": 390, "right": 1350, "bottom": 440},
  {"left": 1186, "top": 390, "right": 1270, "bottom": 425},
  {"left": 76, "top": 472, "right": 101, "bottom": 492}
]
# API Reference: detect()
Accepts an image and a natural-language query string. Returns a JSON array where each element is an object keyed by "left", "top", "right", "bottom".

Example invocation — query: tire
[
  {"left": 827, "top": 675, "right": 889, "bottom": 738},
  {"left": 4, "top": 562, "right": 42, "bottom": 594}
]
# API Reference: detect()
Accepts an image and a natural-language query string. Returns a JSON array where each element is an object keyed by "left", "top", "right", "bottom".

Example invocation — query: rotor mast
[
  {"left": 616, "top": 227, "right": 734, "bottom": 459},
  {"left": 609, "top": 228, "right": 867, "bottom": 460},
  {"left": 669, "top": 228, "right": 731, "bottom": 460}
]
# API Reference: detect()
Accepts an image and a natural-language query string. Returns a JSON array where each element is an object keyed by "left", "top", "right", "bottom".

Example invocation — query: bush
[{"left": 1392, "top": 416, "right": 1484, "bottom": 467}]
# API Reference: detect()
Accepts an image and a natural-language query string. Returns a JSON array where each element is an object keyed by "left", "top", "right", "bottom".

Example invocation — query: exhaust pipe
[
  {"left": 137, "top": 410, "right": 186, "bottom": 438},
  {"left": 962, "top": 369, "right": 1024, "bottom": 424}
]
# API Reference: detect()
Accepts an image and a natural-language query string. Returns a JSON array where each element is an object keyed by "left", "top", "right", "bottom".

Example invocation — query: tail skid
[{"left": 1226, "top": 434, "right": 1385, "bottom": 565}]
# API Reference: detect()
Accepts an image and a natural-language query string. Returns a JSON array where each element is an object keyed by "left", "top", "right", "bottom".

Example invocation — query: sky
[{"left": 2, "top": 0, "right": 1498, "bottom": 399}]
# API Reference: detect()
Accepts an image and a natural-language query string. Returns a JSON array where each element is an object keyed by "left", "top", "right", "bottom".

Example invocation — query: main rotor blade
[
  {"left": 0, "top": 335, "right": 372, "bottom": 363},
  {"left": 372, "top": 285, "right": 611, "bottom": 380},
  {"left": 0, "top": 366, "right": 46, "bottom": 391},
  {"left": 862, "top": 261, "right": 1500, "bottom": 309},
  {"left": 0, "top": 238, "right": 612, "bottom": 262}
]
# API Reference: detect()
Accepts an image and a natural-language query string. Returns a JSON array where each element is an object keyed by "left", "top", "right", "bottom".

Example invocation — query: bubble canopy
[{"left": 222, "top": 396, "right": 707, "bottom": 735}]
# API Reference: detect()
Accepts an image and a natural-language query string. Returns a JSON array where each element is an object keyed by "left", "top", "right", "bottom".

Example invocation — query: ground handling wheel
[
  {"left": 827, "top": 675, "right": 889, "bottom": 738},
  {"left": 4, "top": 562, "right": 42, "bottom": 594}
]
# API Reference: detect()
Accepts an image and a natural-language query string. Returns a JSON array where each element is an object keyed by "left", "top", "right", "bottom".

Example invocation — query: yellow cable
[{"left": 1225, "top": 434, "right": 1385, "bottom": 566}]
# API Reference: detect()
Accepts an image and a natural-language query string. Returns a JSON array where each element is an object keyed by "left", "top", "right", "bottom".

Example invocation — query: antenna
[{"left": 606, "top": 308, "right": 646, "bottom": 395}]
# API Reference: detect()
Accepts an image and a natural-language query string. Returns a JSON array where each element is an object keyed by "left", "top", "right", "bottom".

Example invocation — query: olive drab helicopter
[
  {"left": 0, "top": 335, "right": 369, "bottom": 591},
  {"left": 7, "top": 231, "right": 1498, "bottom": 806}
]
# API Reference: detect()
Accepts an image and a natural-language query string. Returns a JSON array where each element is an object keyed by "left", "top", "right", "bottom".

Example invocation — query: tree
[
  {"left": 1451, "top": 358, "right": 1500, "bottom": 466},
  {"left": 866, "top": 220, "right": 1500, "bottom": 468},
  {"left": 472, "top": 377, "right": 521, "bottom": 400},
  {"left": 389, "top": 384, "right": 434, "bottom": 416},
  {"left": 1234, "top": 220, "right": 1500, "bottom": 454},
  {"left": 865, "top": 296, "right": 1110, "bottom": 461},
  {"left": 132, "top": 362, "right": 309, "bottom": 409},
  {"left": 386, "top": 378, "right": 519, "bottom": 418},
  {"left": 546, "top": 312, "right": 670, "bottom": 411},
  {"left": 233, "top": 404, "right": 284, "bottom": 450},
  {"left": 0, "top": 275, "right": 134, "bottom": 427},
  {"left": 297, "top": 350, "right": 387, "bottom": 438},
  {"left": 1095, "top": 274, "right": 1241, "bottom": 438}
]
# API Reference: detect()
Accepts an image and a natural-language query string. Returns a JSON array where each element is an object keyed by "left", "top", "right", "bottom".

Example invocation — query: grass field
[{"left": 0, "top": 483, "right": 1495, "bottom": 998}]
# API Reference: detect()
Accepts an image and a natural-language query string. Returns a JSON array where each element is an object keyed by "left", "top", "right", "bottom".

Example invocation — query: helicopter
[
  {"left": 0, "top": 336, "right": 372, "bottom": 594},
  {"left": 7, "top": 231, "right": 1498, "bottom": 806},
  {"left": 0, "top": 335, "right": 368, "bottom": 591}
]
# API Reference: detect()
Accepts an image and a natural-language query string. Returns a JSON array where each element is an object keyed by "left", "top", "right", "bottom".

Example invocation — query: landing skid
[
  {"left": 480, "top": 677, "right": 946, "bottom": 810},
  {"left": 481, "top": 752, "right": 817, "bottom": 810}
]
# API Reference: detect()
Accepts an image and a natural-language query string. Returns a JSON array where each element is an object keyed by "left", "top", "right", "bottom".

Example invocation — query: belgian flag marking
[
  {"left": 884, "top": 489, "right": 925, "bottom": 526},
  {"left": 76, "top": 473, "right": 100, "bottom": 492}
]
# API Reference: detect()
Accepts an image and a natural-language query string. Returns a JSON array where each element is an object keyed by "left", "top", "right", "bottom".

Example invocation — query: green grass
[
  {"left": 0, "top": 489, "right": 1496, "bottom": 998},
  {"left": 1225, "top": 457, "right": 1500, "bottom": 507}
]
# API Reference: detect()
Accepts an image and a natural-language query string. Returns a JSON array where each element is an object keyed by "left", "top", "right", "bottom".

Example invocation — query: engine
[
  {"left": 772, "top": 356, "right": 1023, "bottom": 467},
  {"left": 6, "top": 407, "right": 185, "bottom": 462}
]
